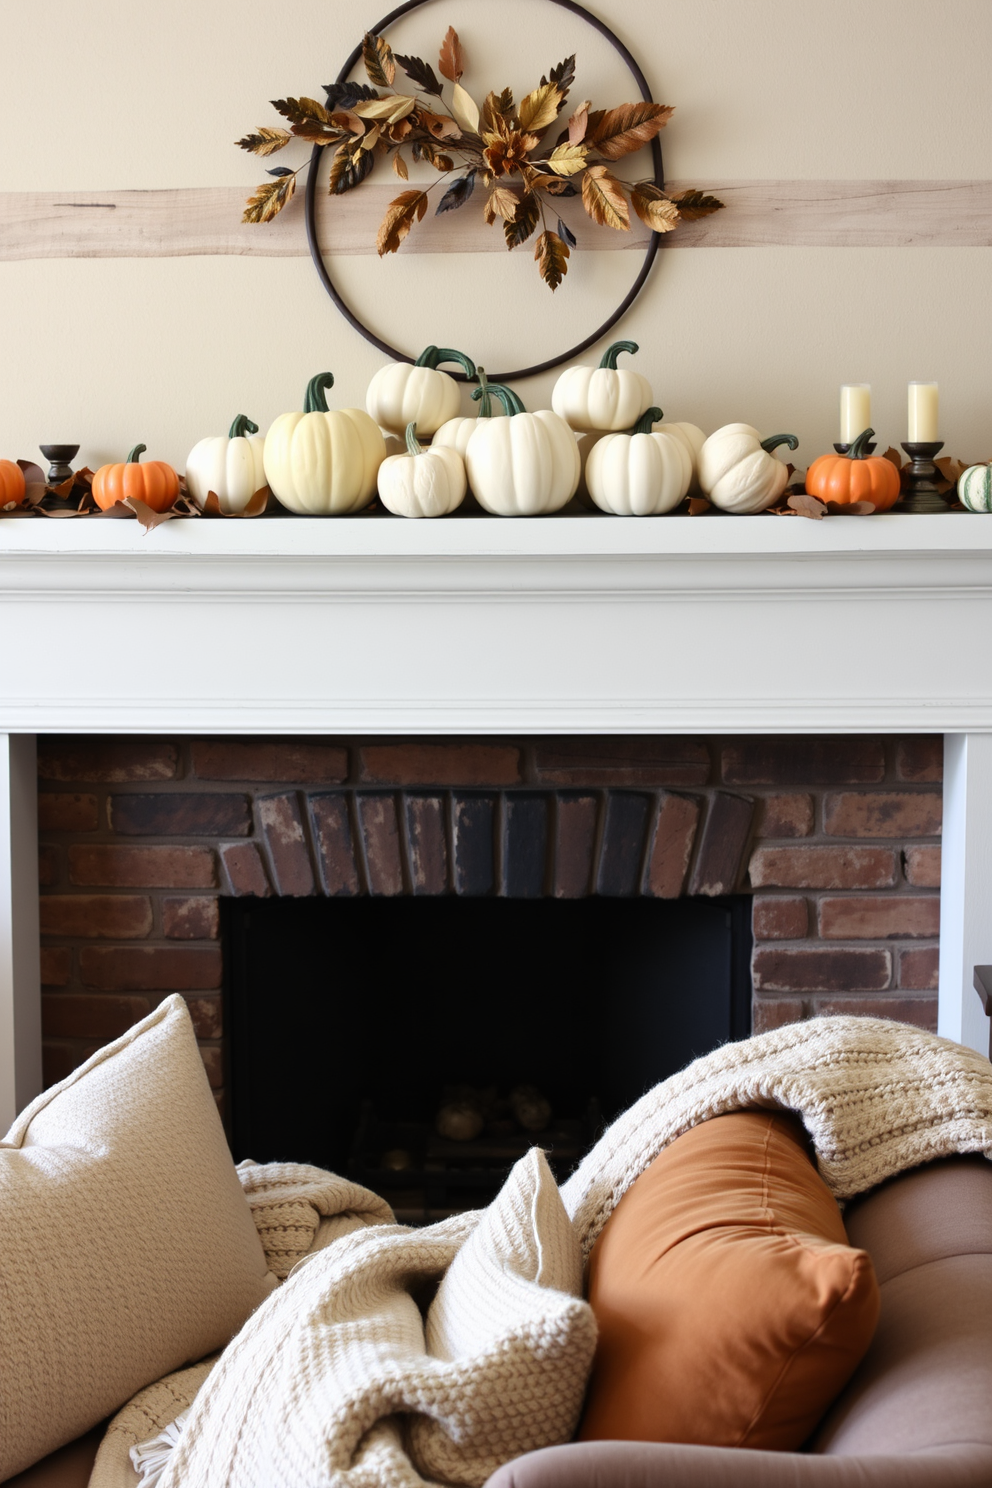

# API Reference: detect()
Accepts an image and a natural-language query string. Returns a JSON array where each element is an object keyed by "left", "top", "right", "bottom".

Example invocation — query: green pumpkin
[{"left": 959, "top": 463, "right": 992, "bottom": 512}]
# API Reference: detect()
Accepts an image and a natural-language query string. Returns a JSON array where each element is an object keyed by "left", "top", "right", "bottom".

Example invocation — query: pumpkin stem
[
  {"left": 599, "top": 340, "right": 639, "bottom": 370},
  {"left": 304, "top": 373, "right": 335, "bottom": 414},
  {"left": 228, "top": 415, "right": 259, "bottom": 439},
  {"left": 848, "top": 427, "right": 876, "bottom": 460},
  {"left": 415, "top": 345, "right": 441, "bottom": 368},
  {"left": 404, "top": 422, "right": 424, "bottom": 456},
  {"left": 760, "top": 433, "right": 799, "bottom": 455},
  {"left": 471, "top": 382, "right": 526, "bottom": 417},
  {"left": 423, "top": 346, "right": 478, "bottom": 379},
  {"left": 474, "top": 367, "right": 494, "bottom": 419},
  {"left": 628, "top": 407, "right": 664, "bottom": 436},
  {"left": 126, "top": 444, "right": 146, "bottom": 464}
]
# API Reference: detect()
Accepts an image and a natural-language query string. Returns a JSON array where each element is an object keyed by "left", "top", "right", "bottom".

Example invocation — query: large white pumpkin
[
  {"left": 698, "top": 424, "right": 799, "bottom": 514},
  {"left": 263, "top": 373, "right": 386, "bottom": 514},
  {"left": 186, "top": 414, "right": 267, "bottom": 514},
  {"left": 432, "top": 369, "right": 503, "bottom": 463},
  {"left": 378, "top": 422, "right": 467, "bottom": 519},
  {"left": 586, "top": 409, "right": 692, "bottom": 515},
  {"left": 551, "top": 341, "right": 654, "bottom": 432},
  {"left": 366, "top": 346, "right": 477, "bottom": 436},
  {"left": 463, "top": 384, "right": 580, "bottom": 516},
  {"left": 656, "top": 421, "right": 707, "bottom": 490}
]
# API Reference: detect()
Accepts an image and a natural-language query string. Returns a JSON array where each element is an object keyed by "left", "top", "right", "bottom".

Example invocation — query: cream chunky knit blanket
[{"left": 97, "top": 1016, "right": 992, "bottom": 1488}]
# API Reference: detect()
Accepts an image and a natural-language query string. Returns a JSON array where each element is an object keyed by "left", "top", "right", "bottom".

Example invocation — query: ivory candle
[
  {"left": 908, "top": 382, "right": 939, "bottom": 442},
  {"left": 840, "top": 385, "right": 871, "bottom": 444}
]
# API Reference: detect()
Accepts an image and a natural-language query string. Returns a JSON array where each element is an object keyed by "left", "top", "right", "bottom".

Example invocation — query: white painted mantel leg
[
  {"left": 0, "top": 734, "right": 42, "bottom": 1130},
  {"left": 939, "top": 733, "right": 992, "bottom": 1056}
]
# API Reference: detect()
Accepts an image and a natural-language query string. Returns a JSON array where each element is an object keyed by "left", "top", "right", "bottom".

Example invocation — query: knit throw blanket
[{"left": 98, "top": 1016, "right": 992, "bottom": 1488}]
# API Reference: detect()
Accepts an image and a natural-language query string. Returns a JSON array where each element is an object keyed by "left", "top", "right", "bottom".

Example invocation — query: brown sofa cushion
[{"left": 579, "top": 1110, "right": 880, "bottom": 1451}]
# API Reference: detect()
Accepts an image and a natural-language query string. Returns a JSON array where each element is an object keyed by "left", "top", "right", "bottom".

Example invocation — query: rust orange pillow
[{"left": 579, "top": 1109, "right": 880, "bottom": 1452}]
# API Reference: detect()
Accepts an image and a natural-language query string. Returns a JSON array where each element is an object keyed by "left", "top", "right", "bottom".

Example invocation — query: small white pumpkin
[
  {"left": 366, "top": 345, "right": 477, "bottom": 436},
  {"left": 263, "top": 372, "right": 386, "bottom": 515},
  {"left": 698, "top": 423, "right": 799, "bottom": 514},
  {"left": 551, "top": 340, "right": 654, "bottom": 432},
  {"left": 586, "top": 408, "right": 692, "bottom": 516},
  {"left": 432, "top": 367, "right": 503, "bottom": 463},
  {"left": 656, "top": 421, "right": 707, "bottom": 491},
  {"left": 958, "top": 462, "right": 992, "bottom": 512},
  {"left": 185, "top": 415, "right": 267, "bottom": 513},
  {"left": 463, "top": 383, "right": 580, "bottom": 516},
  {"left": 378, "top": 422, "right": 467, "bottom": 519}
]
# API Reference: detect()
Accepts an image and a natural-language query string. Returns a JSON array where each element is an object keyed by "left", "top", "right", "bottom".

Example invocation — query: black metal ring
[{"left": 304, "top": 0, "right": 664, "bottom": 381}]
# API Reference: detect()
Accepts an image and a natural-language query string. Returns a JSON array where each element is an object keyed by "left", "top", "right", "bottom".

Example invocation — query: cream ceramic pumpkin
[
  {"left": 958, "top": 463, "right": 992, "bottom": 512},
  {"left": 185, "top": 415, "right": 266, "bottom": 513},
  {"left": 656, "top": 421, "right": 707, "bottom": 490},
  {"left": 377, "top": 422, "right": 467, "bottom": 518},
  {"left": 463, "top": 384, "right": 580, "bottom": 516},
  {"left": 698, "top": 423, "right": 799, "bottom": 514},
  {"left": 551, "top": 341, "right": 654, "bottom": 432},
  {"left": 263, "top": 373, "right": 385, "bottom": 515},
  {"left": 432, "top": 367, "right": 502, "bottom": 462},
  {"left": 366, "top": 346, "right": 477, "bottom": 436},
  {"left": 586, "top": 409, "right": 692, "bottom": 515}
]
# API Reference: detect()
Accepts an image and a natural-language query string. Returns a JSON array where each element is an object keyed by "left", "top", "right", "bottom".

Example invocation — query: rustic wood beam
[{"left": 2, "top": 180, "right": 991, "bottom": 261}]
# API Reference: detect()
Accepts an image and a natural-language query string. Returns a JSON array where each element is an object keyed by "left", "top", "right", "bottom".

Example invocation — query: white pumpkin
[
  {"left": 432, "top": 368, "right": 503, "bottom": 462},
  {"left": 698, "top": 423, "right": 799, "bottom": 514},
  {"left": 656, "top": 421, "right": 707, "bottom": 490},
  {"left": 185, "top": 415, "right": 267, "bottom": 513},
  {"left": 378, "top": 422, "right": 467, "bottom": 519},
  {"left": 263, "top": 372, "right": 386, "bottom": 515},
  {"left": 586, "top": 409, "right": 692, "bottom": 516},
  {"left": 463, "top": 383, "right": 580, "bottom": 516},
  {"left": 551, "top": 340, "right": 654, "bottom": 432},
  {"left": 958, "top": 463, "right": 992, "bottom": 512},
  {"left": 366, "top": 345, "right": 477, "bottom": 436}
]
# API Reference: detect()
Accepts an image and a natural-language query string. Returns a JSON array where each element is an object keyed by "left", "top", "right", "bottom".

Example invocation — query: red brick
[
  {"left": 163, "top": 897, "right": 220, "bottom": 940},
  {"left": 689, "top": 792, "right": 755, "bottom": 897},
  {"left": 358, "top": 794, "right": 405, "bottom": 896},
  {"left": 553, "top": 794, "right": 599, "bottom": 898},
  {"left": 899, "top": 946, "right": 940, "bottom": 991},
  {"left": 823, "top": 791, "right": 942, "bottom": 839},
  {"left": 199, "top": 1045, "right": 223, "bottom": 1089},
  {"left": 257, "top": 793, "right": 315, "bottom": 896},
  {"left": 752, "top": 896, "right": 808, "bottom": 941},
  {"left": 753, "top": 946, "right": 891, "bottom": 993},
  {"left": 109, "top": 793, "right": 251, "bottom": 837},
  {"left": 69, "top": 845, "right": 216, "bottom": 889},
  {"left": 645, "top": 794, "right": 700, "bottom": 898},
  {"left": 220, "top": 842, "right": 270, "bottom": 897},
  {"left": 723, "top": 737, "right": 885, "bottom": 786},
  {"left": 818, "top": 896, "right": 940, "bottom": 940},
  {"left": 42, "top": 992, "right": 151, "bottom": 1039},
  {"left": 904, "top": 846, "right": 941, "bottom": 888},
  {"left": 38, "top": 846, "right": 59, "bottom": 887},
  {"left": 43, "top": 1043, "right": 84, "bottom": 1087},
  {"left": 359, "top": 742, "right": 521, "bottom": 788},
  {"left": 405, "top": 796, "right": 448, "bottom": 895},
  {"left": 813, "top": 996, "right": 938, "bottom": 1032},
  {"left": 182, "top": 995, "right": 222, "bottom": 1040},
  {"left": 191, "top": 739, "right": 348, "bottom": 784},
  {"left": 895, "top": 737, "right": 943, "bottom": 783},
  {"left": 754, "top": 793, "right": 814, "bottom": 839},
  {"left": 749, "top": 845, "right": 896, "bottom": 890},
  {"left": 79, "top": 946, "right": 222, "bottom": 991},
  {"left": 752, "top": 997, "right": 806, "bottom": 1033},
  {"left": 38, "top": 792, "right": 98, "bottom": 832},
  {"left": 38, "top": 738, "right": 178, "bottom": 782},
  {"left": 309, "top": 795, "right": 360, "bottom": 897},
  {"left": 40, "top": 947, "right": 71, "bottom": 987},
  {"left": 40, "top": 894, "right": 153, "bottom": 940},
  {"left": 535, "top": 738, "right": 710, "bottom": 788}
]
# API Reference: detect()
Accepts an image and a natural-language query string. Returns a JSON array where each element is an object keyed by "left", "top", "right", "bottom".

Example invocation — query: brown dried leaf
[
  {"left": 504, "top": 191, "right": 540, "bottom": 249},
  {"left": 271, "top": 96, "right": 334, "bottom": 126},
  {"left": 46, "top": 474, "right": 77, "bottom": 500},
  {"left": 882, "top": 446, "right": 905, "bottom": 471},
  {"left": 546, "top": 143, "right": 588, "bottom": 176},
  {"left": 518, "top": 82, "right": 563, "bottom": 135},
  {"left": 484, "top": 185, "right": 520, "bottom": 223},
  {"left": 532, "top": 174, "right": 577, "bottom": 197},
  {"left": 483, "top": 88, "right": 514, "bottom": 133},
  {"left": 439, "top": 26, "right": 465, "bottom": 84},
  {"left": 936, "top": 456, "right": 968, "bottom": 485},
  {"left": 17, "top": 460, "right": 46, "bottom": 486},
  {"left": 392, "top": 151, "right": 409, "bottom": 179},
  {"left": 787, "top": 492, "right": 827, "bottom": 520},
  {"left": 242, "top": 173, "right": 296, "bottom": 223},
  {"left": 630, "top": 182, "right": 680, "bottom": 232},
  {"left": 534, "top": 229, "right": 570, "bottom": 291},
  {"left": 122, "top": 496, "right": 176, "bottom": 534},
  {"left": 328, "top": 141, "right": 375, "bottom": 194},
  {"left": 376, "top": 189, "right": 429, "bottom": 255},
  {"left": 667, "top": 188, "right": 725, "bottom": 221},
  {"left": 688, "top": 497, "right": 711, "bottom": 516},
  {"left": 824, "top": 500, "right": 876, "bottom": 515},
  {"left": 581, "top": 165, "right": 630, "bottom": 230},
  {"left": 568, "top": 100, "right": 590, "bottom": 146},
  {"left": 418, "top": 108, "right": 461, "bottom": 140},
  {"left": 204, "top": 487, "right": 271, "bottom": 518},
  {"left": 236, "top": 126, "right": 292, "bottom": 156},
  {"left": 585, "top": 102, "right": 674, "bottom": 160},
  {"left": 363, "top": 32, "right": 396, "bottom": 88}
]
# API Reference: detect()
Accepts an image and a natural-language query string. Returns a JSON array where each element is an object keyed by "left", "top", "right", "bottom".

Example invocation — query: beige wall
[{"left": 3, "top": 0, "right": 992, "bottom": 469}]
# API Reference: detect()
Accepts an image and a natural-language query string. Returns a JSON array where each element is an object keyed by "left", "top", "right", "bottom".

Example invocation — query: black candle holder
[
  {"left": 900, "top": 441, "right": 947, "bottom": 513},
  {"left": 39, "top": 444, "right": 79, "bottom": 485},
  {"left": 834, "top": 439, "right": 877, "bottom": 455}
]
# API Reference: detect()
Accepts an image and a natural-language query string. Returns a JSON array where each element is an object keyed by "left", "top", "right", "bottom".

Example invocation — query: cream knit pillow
[{"left": 0, "top": 993, "right": 275, "bottom": 1480}]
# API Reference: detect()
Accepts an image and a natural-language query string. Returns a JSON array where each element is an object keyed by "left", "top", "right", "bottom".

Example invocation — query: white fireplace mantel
[{"left": 2, "top": 511, "right": 991, "bottom": 1122}]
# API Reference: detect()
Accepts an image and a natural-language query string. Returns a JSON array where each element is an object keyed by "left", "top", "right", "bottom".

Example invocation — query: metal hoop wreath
[{"left": 304, "top": 0, "right": 664, "bottom": 381}]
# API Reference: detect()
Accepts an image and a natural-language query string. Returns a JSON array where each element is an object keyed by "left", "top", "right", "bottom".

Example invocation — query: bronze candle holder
[
  {"left": 39, "top": 444, "right": 79, "bottom": 485},
  {"left": 900, "top": 441, "right": 947, "bottom": 513}
]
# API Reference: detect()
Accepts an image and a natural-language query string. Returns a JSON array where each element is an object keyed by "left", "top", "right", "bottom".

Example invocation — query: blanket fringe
[{"left": 129, "top": 1411, "right": 188, "bottom": 1488}]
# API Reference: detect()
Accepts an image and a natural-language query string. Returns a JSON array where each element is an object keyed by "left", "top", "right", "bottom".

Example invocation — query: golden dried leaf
[
  {"left": 451, "top": 82, "right": 481, "bottom": 135},
  {"left": 439, "top": 26, "right": 465, "bottom": 84},
  {"left": 392, "top": 151, "right": 409, "bottom": 179},
  {"left": 275, "top": 95, "right": 334, "bottom": 125},
  {"left": 376, "top": 189, "right": 429, "bottom": 255},
  {"left": 518, "top": 82, "right": 563, "bottom": 134},
  {"left": 360, "top": 123, "right": 381, "bottom": 152},
  {"left": 567, "top": 100, "right": 590, "bottom": 145},
  {"left": 483, "top": 88, "right": 514, "bottom": 132},
  {"left": 504, "top": 191, "right": 540, "bottom": 249},
  {"left": 787, "top": 492, "right": 827, "bottom": 520},
  {"left": 534, "top": 229, "right": 570, "bottom": 290},
  {"left": 328, "top": 140, "right": 375, "bottom": 194},
  {"left": 546, "top": 142, "right": 588, "bottom": 176},
  {"left": 585, "top": 102, "right": 674, "bottom": 160},
  {"left": 363, "top": 32, "right": 396, "bottom": 88},
  {"left": 354, "top": 94, "right": 417, "bottom": 122},
  {"left": 418, "top": 108, "right": 461, "bottom": 139},
  {"left": 242, "top": 173, "right": 296, "bottom": 224},
  {"left": 329, "top": 109, "right": 364, "bottom": 135},
  {"left": 236, "top": 126, "right": 292, "bottom": 156},
  {"left": 667, "top": 188, "right": 725, "bottom": 220},
  {"left": 483, "top": 130, "right": 539, "bottom": 178},
  {"left": 581, "top": 165, "right": 630, "bottom": 230},
  {"left": 485, "top": 185, "right": 519, "bottom": 223},
  {"left": 631, "top": 183, "right": 680, "bottom": 232}
]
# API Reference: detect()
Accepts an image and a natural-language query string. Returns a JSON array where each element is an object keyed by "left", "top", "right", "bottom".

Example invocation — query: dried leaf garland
[
  {"left": 547, "top": 143, "right": 589, "bottom": 175},
  {"left": 377, "top": 189, "right": 429, "bottom": 254},
  {"left": 243, "top": 173, "right": 296, "bottom": 223},
  {"left": 484, "top": 185, "right": 519, "bottom": 223},
  {"left": 518, "top": 82, "right": 564, "bottom": 134},
  {"left": 581, "top": 165, "right": 630, "bottom": 230},
  {"left": 438, "top": 26, "right": 465, "bottom": 84},
  {"left": 534, "top": 229, "right": 570, "bottom": 290},
  {"left": 630, "top": 181, "right": 680, "bottom": 232},
  {"left": 504, "top": 191, "right": 540, "bottom": 249},
  {"left": 585, "top": 102, "right": 674, "bottom": 159},
  {"left": 392, "top": 152, "right": 409, "bottom": 179},
  {"left": 328, "top": 142, "right": 375, "bottom": 195},
  {"left": 394, "top": 52, "right": 444, "bottom": 96},
  {"left": 236, "top": 127, "right": 292, "bottom": 156},
  {"left": 363, "top": 32, "right": 396, "bottom": 89},
  {"left": 667, "top": 188, "right": 724, "bottom": 220},
  {"left": 450, "top": 82, "right": 481, "bottom": 135}
]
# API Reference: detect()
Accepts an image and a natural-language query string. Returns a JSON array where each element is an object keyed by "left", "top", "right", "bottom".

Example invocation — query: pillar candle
[
  {"left": 908, "top": 382, "right": 939, "bottom": 442},
  {"left": 840, "top": 385, "right": 871, "bottom": 444}
]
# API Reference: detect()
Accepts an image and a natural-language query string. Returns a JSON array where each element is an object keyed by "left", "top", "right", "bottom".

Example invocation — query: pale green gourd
[{"left": 958, "top": 463, "right": 992, "bottom": 512}]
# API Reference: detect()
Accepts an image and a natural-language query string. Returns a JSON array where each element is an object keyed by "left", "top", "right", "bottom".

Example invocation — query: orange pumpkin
[
  {"left": 0, "top": 459, "right": 26, "bottom": 509},
  {"left": 92, "top": 444, "right": 180, "bottom": 513},
  {"left": 804, "top": 427, "right": 900, "bottom": 512}
]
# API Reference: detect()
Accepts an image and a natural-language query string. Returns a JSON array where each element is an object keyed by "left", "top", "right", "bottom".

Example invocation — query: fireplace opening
[{"left": 226, "top": 894, "right": 751, "bottom": 1220}]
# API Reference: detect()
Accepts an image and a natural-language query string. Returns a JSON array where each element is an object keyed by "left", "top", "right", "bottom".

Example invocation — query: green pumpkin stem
[
  {"left": 599, "top": 340, "right": 639, "bottom": 370},
  {"left": 228, "top": 415, "right": 259, "bottom": 439},
  {"left": 847, "top": 427, "right": 876, "bottom": 460},
  {"left": 304, "top": 373, "right": 335, "bottom": 414},
  {"left": 471, "top": 382, "right": 526, "bottom": 417},
  {"left": 760, "top": 433, "right": 799, "bottom": 455},
  {"left": 475, "top": 367, "right": 494, "bottom": 419},
  {"left": 415, "top": 346, "right": 478, "bottom": 379},
  {"left": 404, "top": 422, "right": 424, "bottom": 456},
  {"left": 126, "top": 444, "right": 146, "bottom": 464},
  {"left": 628, "top": 406, "right": 664, "bottom": 436}
]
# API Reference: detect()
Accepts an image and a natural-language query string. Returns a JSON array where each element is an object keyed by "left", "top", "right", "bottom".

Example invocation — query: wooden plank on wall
[{"left": 2, "top": 180, "right": 991, "bottom": 261}]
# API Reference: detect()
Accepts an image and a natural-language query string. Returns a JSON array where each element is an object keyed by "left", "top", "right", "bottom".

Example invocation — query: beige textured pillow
[{"left": 0, "top": 993, "right": 275, "bottom": 1480}]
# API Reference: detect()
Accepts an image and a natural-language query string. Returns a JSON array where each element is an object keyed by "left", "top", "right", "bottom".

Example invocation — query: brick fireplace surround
[{"left": 35, "top": 733, "right": 943, "bottom": 1113}]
